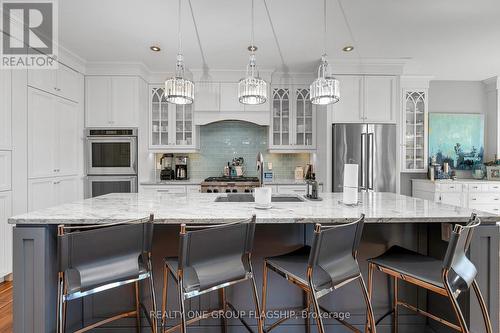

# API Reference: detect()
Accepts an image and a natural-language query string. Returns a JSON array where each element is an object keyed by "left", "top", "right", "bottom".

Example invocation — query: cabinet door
[
  {"left": 402, "top": 90, "right": 427, "bottom": 172},
  {"left": 195, "top": 82, "right": 220, "bottom": 111},
  {"left": 438, "top": 192, "right": 462, "bottom": 206},
  {"left": 277, "top": 185, "right": 307, "bottom": 195},
  {"left": 55, "top": 176, "right": 82, "bottom": 205},
  {"left": 28, "top": 88, "right": 56, "bottom": 178},
  {"left": 0, "top": 191, "right": 12, "bottom": 277},
  {"left": 150, "top": 87, "right": 170, "bottom": 146},
  {"left": 270, "top": 88, "right": 291, "bottom": 147},
  {"left": 56, "top": 64, "right": 81, "bottom": 102},
  {"left": 173, "top": 104, "right": 194, "bottom": 146},
  {"left": 28, "top": 68, "right": 56, "bottom": 94},
  {"left": 364, "top": 76, "right": 396, "bottom": 123},
  {"left": 0, "top": 151, "right": 12, "bottom": 191},
  {"left": 55, "top": 99, "right": 80, "bottom": 176},
  {"left": 111, "top": 77, "right": 139, "bottom": 127},
  {"left": 28, "top": 178, "right": 55, "bottom": 211},
  {"left": 220, "top": 83, "right": 244, "bottom": 112},
  {"left": 0, "top": 68, "right": 12, "bottom": 149},
  {"left": 85, "top": 76, "right": 112, "bottom": 127},
  {"left": 294, "top": 88, "right": 315, "bottom": 148},
  {"left": 331, "top": 76, "right": 363, "bottom": 123}
]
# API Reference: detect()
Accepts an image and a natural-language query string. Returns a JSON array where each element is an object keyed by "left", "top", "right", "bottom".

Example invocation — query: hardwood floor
[{"left": 0, "top": 281, "right": 13, "bottom": 333}]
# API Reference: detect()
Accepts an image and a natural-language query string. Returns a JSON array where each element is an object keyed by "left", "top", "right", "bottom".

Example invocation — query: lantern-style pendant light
[
  {"left": 165, "top": 0, "right": 194, "bottom": 105},
  {"left": 238, "top": 0, "right": 267, "bottom": 105},
  {"left": 310, "top": 0, "right": 340, "bottom": 105}
]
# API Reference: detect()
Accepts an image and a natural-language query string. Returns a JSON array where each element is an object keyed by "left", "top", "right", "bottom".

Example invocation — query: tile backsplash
[{"left": 156, "top": 120, "right": 311, "bottom": 180}]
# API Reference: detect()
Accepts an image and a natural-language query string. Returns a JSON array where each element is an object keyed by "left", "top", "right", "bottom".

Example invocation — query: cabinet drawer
[
  {"left": 468, "top": 193, "right": 500, "bottom": 205},
  {"left": 466, "top": 184, "right": 485, "bottom": 192},
  {"left": 186, "top": 185, "right": 200, "bottom": 193},
  {"left": 437, "top": 184, "right": 463, "bottom": 192},
  {"left": 278, "top": 185, "right": 307, "bottom": 195},
  {"left": 141, "top": 186, "right": 186, "bottom": 194},
  {"left": 486, "top": 184, "right": 500, "bottom": 192},
  {"left": 468, "top": 203, "right": 500, "bottom": 215}
]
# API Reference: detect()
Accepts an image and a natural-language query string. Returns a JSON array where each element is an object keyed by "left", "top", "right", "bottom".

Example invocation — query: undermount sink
[{"left": 214, "top": 193, "right": 305, "bottom": 203}]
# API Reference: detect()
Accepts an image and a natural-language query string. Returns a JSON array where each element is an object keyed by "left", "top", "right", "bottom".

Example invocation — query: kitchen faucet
[{"left": 256, "top": 152, "right": 264, "bottom": 187}]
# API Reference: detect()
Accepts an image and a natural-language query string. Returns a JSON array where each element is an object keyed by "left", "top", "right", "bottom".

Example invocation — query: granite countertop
[
  {"left": 140, "top": 179, "right": 323, "bottom": 186},
  {"left": 9, "top": 192, "right": 499, "bottom": 225},
  {"left": 412, "top": 179, "right": 500, "bottom": 183}
]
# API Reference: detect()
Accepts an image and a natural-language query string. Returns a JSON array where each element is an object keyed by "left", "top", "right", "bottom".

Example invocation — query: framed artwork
[{"left": 428, "top": 113, "right": 484, "bottom": 170}]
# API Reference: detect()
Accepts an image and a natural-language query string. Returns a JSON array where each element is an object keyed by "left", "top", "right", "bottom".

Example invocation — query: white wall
[{"left": 429, "top": 81, "right": 487, "bottom": 115}]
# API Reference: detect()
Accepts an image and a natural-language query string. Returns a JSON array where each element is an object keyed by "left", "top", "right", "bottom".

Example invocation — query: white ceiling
[{"left": 59, "top": 0, "right": 500, "bottom": 80}]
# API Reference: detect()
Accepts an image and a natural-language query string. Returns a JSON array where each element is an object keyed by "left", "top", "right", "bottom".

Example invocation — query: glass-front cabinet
[
  {"left": 269, "top": 85, "right": 316, "bottom": 151},
  {"left": 149, "top": 85, "right": 197, "bottom": 151},
  {"left": 402, "top": 89, "right": 428, "bottom": 172}
]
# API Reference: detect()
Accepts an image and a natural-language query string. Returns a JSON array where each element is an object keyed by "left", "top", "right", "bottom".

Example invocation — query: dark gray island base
[{"left": 9, "top": 193, "right": 500, "bottom": 333}]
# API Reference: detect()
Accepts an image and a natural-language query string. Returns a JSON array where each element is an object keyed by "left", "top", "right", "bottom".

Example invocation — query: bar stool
[
  {"left": 261, "top": 214, "right": 376, "bottom": 333},
  {"left": 56, "top": 215, "right": 157, "bottom": 333},
  {"left": 367, "top": 213, "right": 492, "bottom": 333},
  {"left": 161, "top": 215, "right": 263, "bottom": 333}
]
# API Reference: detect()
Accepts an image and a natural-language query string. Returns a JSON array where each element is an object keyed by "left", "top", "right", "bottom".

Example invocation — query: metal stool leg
[
  {"left": 148, "top": 257, "right": 158, "bottom": 333},
  {"left": 178, "top": 278, "right": 187, "bottom": 333},
  {"left": 248, "top": 256, "right": 263, "bottom": 333},
  {"left": 261, "top": 261, "right": 269, "bottom": 329},
  {"left": 309, "top": 290, "right": 325, "bottom": 333},
  {"left": 359, "top": 275, "right": 376, "bottom": 333},
  {"left": 393, "top": 276, "right": 398, "bottom": 333},
  {"left": 135, "top": 281, "right": 141, "bottom": 333},
  {"left": 57, "top": 276, "right": 65, "bottom": 333},
  {"left": 304, "top": 292, "right": 311, "bottom": 333},
  {"left": 471, "top": 279, "right": 493, "bottom": 333},
  {"left": 162, "top": 264, "right": 169, "bottom": 331},
  {"left": 365, "top": 262, "right": 375, "bottom": 333},
  {"left": 444, "top": 279, "right": 468, "bottom": 333},
  {"left": 219, "top": 288, "right": 227, "bottom": 333}
]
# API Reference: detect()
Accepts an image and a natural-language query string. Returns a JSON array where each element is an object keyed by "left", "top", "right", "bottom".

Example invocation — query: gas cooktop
[{"left": 203, "top": 176, "right": 259, "bottom": 182}]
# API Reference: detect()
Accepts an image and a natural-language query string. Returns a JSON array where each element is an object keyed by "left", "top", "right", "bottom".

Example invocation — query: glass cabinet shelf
[{"left": 402, "top": 90, "right": 428, "bottom": 172}]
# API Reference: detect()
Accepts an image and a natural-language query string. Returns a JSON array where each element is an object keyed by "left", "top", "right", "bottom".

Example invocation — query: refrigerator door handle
[
  {"left": 368, "top": 132, "right": 374, "bottom": 190},
  {"left": 361, "top": 133, "right": 367, "bottom": 190}
]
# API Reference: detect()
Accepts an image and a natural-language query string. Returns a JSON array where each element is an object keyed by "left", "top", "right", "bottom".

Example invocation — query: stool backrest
[
  {"left": 442, "top": 213, "right": 480, "bottom": 292},
  {"left": 58, "top": 215, "right": 154, "bottom": 274},
  {"left": 178, "top": 215, "right": 256, "bottom": 291},
  {"left": 308, "top": 214, "right": 365, "bottom": 286}
]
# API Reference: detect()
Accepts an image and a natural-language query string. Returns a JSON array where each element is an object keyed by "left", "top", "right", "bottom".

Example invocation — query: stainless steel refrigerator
[{"left": 332, "top": 124, "right": 397, "bottom": 193}]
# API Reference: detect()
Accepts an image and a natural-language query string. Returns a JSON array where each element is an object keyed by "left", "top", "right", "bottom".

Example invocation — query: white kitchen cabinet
[
  {"left": 0, "top": 68, "right": 12, "bottom": 150},
  {"left": 219, "top": 83, "right": 244, "bottom": 112},
  {"left": 331, "top": 75, "right": 396, "bottom": 124},
  {"left": 28, "top": 88, "right": 81, "bottom": 179},
  {"left": 277, "top": 185, "right": 308, "bottom": 195},
  {"left": 186, "top": 185, "right": 201, "bottom": 193},
  {"left": 412, "top": 179, "right": 500, "bottom": 215},
  {"left": 28, "top": 176, "right": 82, "bottom": 211},
  {"left": 269, "top": 86, "right": 316, "bottom": 151},
  {"left": 28, "top": 63, "right": 81, "bottom": 102},
  {"left": 149, "top": 85, "right": 198, "bottom": 151},
  {"left": 85, "top": 76, "right": 140, "bottom": 127},
  {"left": 0, "top": 191, "right": 12, "bottom": 278},
  {"left": 0, "top": 151, "right": 12, "bottom": 192},
  {"left": 331, "top": 76, "right": 363, "bottom": 123},
  {"left": 364, "top": 76, "right": 396, "bottom": 123},
  {"left": 140, "top": 185, "right": 187, "bottom": 195},
  {"left": 402, "top": 89, "right": 428, "bottom": 172},
  {"left": 195, "top": 82, "right": 220, "bottom": 111}
]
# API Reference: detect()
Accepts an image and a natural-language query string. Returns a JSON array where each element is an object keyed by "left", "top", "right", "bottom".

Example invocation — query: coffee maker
[
  {"left": 160, "top": 154, "right": 175, "bottom": 180},
  {"left": 175, "top": 156, "right": 189, "bottom": 180}
]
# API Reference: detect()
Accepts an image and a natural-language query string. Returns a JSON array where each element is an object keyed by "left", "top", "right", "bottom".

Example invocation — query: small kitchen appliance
[
  {"left": 175, "top": 156, "right": 189, "bottom": 180},
  {"left": 160, "top": 154, "right": 175, "bottom": 180}
]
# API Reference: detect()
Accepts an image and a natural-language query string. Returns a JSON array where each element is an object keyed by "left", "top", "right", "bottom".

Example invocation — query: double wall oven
[{"left": 85, "top": 128, "right": 138, "bottom": 198}]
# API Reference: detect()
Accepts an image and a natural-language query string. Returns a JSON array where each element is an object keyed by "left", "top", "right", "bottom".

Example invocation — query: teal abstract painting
[{"left": 428, "top": 113, "right": 484, "bottom": 170}]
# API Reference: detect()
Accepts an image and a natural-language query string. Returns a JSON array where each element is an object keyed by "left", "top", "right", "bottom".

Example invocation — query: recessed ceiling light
[
  {"left": 343, "top": 46, "right": 354, "bottom": 52},
  {"left": 247, "top": 45, "right": 258, "bottom": 52},
  {"left": 150, "top": 46, "right": 161, "bottom": 52}
]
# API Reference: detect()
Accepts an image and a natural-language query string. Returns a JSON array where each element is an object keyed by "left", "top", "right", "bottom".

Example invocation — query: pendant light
[
  {"left": 310, "top": 0, "right": 340, "bottom": 105},
  {"left": 165, "top": 0, "right": 194, "bottom": 105},
  {"left": 238, "top": 0, "right": 267, "bottom": 105}
]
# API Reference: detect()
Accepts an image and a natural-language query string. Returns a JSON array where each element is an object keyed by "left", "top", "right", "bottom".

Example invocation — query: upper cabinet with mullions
[
  {"left": 149, "top": 86, "right": 197, "bottom": 151},
  {"left": 269, "top": 86, "right": 316, "bottom": 151}
]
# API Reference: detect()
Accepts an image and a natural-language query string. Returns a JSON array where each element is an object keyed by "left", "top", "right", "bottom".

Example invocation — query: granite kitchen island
[{"left": 9, "top": 192, "right": 500, "bottom": 332}]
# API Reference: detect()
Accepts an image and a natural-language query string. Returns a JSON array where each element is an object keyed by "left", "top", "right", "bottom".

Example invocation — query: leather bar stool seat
[
  {"left": 369, "top": 245, "right": 445, "bottom": 289},
  {"left": 164, "top": 258, "right": 200, "bottom": 294}
]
